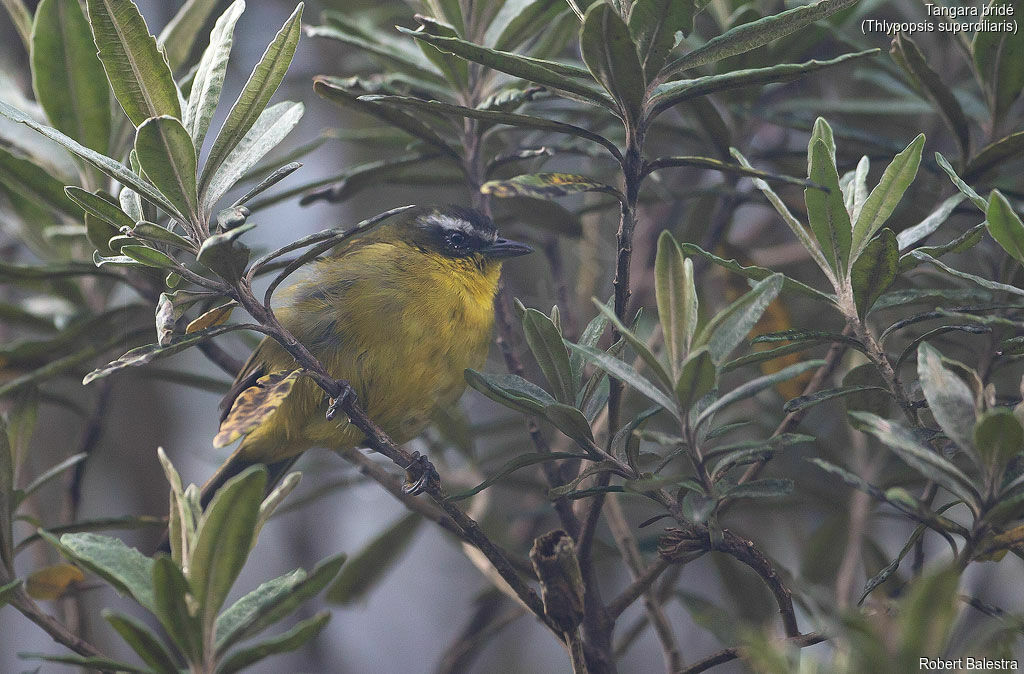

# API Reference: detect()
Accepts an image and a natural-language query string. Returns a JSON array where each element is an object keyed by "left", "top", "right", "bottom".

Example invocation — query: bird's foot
[
  {"left": 403, "top": 451, "right": 439, "bottom": 496},
  {"left": 325, "top": 379, "right": 356, "bottom": 421}
]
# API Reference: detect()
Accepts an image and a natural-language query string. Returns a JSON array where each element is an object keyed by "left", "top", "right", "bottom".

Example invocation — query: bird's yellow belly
[{"left": 236, "top": 257, "right": 497, "bottom": 462}]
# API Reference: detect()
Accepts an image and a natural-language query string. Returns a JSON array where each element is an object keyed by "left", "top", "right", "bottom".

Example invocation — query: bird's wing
[{"left": 218, "top": 342, "right": 268, "bottom": 423}]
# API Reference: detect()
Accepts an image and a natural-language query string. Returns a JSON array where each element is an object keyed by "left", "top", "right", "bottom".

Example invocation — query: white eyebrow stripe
[{"left": 429, "top": 214, "right": 475, "bottom": 234}]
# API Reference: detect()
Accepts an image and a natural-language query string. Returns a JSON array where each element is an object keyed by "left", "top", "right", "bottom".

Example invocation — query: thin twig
[
  {"left": 677, "top": 632, "right": 826, "bottom": 674},
  {"left": 607, "top": 557, "right": 672, "bottom": 619},
  {"left": 8, "top": 589, "right": 106, "bottom": 658},
  {"left": 605, "top": 497, "right": 681, "bottom": 671}
]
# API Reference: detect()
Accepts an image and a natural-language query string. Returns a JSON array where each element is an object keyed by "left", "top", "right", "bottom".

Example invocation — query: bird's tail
[{"left": 154, "top": 448, "right": 299, "bottom": 554}]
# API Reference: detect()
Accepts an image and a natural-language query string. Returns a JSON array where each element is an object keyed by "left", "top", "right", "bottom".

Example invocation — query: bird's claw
[
  {"left": 325, "top": 380, "right": 356, "bottom": 421},
  {"left": 403, "top": 452, "right": 439, "bottom": 496}
]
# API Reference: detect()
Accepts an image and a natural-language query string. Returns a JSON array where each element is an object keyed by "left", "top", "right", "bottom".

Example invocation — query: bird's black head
[{"left": 403, "top": 206, "right": 533, "bottom": 260}]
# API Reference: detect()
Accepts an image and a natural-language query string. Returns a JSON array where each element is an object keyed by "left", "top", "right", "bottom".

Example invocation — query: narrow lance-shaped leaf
[
  {"left": 202, "top": 101, "right": 303, "bottom": 214},
  {"left": 935, "top": 152, "right": 987, "bottom": 211},
  {"left": 580, "top": 2, "right": 645, "bottom": 123},
  {"left": 850, "top": 229, "right": 898, "bottom": 317},
  {"left": 566, "top": 342, "right": 679, "bottom": 418},
  {"left": 986, "top": 190, "right": 1024, "bottom": 265},
  {"left": 917, "top": 342, "right": 977, "bottom": 453},
  {"left": 896, "top": 193, "right": 965, "bottom": 251},
  {"left": 86, "top": 0, "right": 182, "bottom": 126},
  {"left": 326, "top": 514, "right": 421, "bottom": 604},
  {"left": 184, "top": 0, "right": 244, "bottom": 151},
  {"left": 201, "top": 3, "right": 303, "bottom": 191},
  {"left": 660, "top": 0, "right": 859, "bottom": 76},
  {"left": 697, "top": 274, "right": 784, "bottom": 365},
  {"left": 972, "top": 0, "right": 1024, "bottom": 123},
  {"left": 522, "top": 308, "right": 575, "bottom": 405},
  {"left": 216, "top": 612, "right": 330, "bottom": 674},
  {"left": 31, "top": 0, "right": 111, "bottom": 154},
  {"left": 103, "top": 611, "right": 179, "bottom": 674},
  {"left": 134, "top": 116, "right": 199, "bottom": 223},
  {"left": 189, "top": 466, "right": 267, "bottom": 628},
  {"left": 0, "top": 100, "right": 183, "bottom": 218},
  {"left": 805, "top": 136, "right": 852, "bottom": 274},
  {"left": 482, "top": 173, "right": 621, "bottom": 200},
  {"left": 891, "top": 35, "right": 968, "bottom": 161},
  {"left": 157, "top": 0, "right": 220, "bottom": 72},
  {"left": 655, "top": 231, "right": 697, "bottom": 378},
  {"left": 628, "top": 0, "right": 693, "bottom": 80},
  {"left": 851, "top": 134, "right": 925, "bottom": 260}
]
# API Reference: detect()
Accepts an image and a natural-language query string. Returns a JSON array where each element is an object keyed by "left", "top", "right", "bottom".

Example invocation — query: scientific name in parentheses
[{"left": 861, "top": 3, "right": 1017, "bottom": 35}]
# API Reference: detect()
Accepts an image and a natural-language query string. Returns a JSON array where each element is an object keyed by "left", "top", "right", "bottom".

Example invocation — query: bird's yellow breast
[{"left": 234, "top": 241, "right": 501, "bottom": 462}]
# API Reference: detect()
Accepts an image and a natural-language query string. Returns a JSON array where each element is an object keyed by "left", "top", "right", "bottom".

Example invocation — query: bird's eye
[{"left": 448, "top": 231, "right": 467, "bottom": 247}]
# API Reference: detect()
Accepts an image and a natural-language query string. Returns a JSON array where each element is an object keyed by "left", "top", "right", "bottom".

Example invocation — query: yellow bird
[{"left": 201, "top": 205, "right": 532, "bottom": 503}]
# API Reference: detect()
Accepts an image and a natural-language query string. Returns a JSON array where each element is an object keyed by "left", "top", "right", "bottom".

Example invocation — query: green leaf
[
  {"left": 19, "top": 652, "right": 150, "bottom": 673},
  {"left": 628, "top": 0, "right": 692, "bottom": 80},
  {"left": 86, "top": 0, "right": 182, "bottom": 126},
  {"left": 650, "top": 51, "right": 876, "bottom": 119},
  {"left": 674, "top": 347, "right": 716, "bottom": 412},
  {"left": 0, "top": 420, "right": 13, "bottom": 570},
  {"left": 18, "top": 452, "right": 87, "bottom": 502},
  {"left": 851, "top": 134, "right": 925, "bottom": 260},
  {"left": 896, "top": 193, "right": 965, "bottom": 250},
  {"left": 326, "top": 513, "right": 421, "bottom": 604},
  {"left": 966, "top": 130, "right": 1024, "bottom": 179},
  {"left": 131, "top": 220, "right": 197, "bottom": 252},
  {"left": 157, "top": 0, "right": 220, "bottom": 72},
  {"left": 83, "top": 324, "right": 257, "bottom": 384},
  {"left": 201, "top": 3, "right": 302, "bottom": 192},
  {"left": 974, "top": 408, "right": 1023, "bottom": 469},
  {"left": 695, "top": 360, "right": 825, "bottom": 429},
  {"left": 917, "top": 342, "right": 977, "bottom": 453},
  {"left": 183, "top": 0, "right": 244, "bottom": 151},
  {"left": 910, "top": 252, "right": 1024, "bottom": 297},
  {"left": 566, "top": 342, "right": 679, "bottom": 418},
  {"left": 119, "top": 244, "right": 180, "bottom": 269},
  {"left": 215, "top": 611, "right": 329, "bottom": 674},
  {"left": 645, "top": 154, "right": 814, "bottom": 189},
  {"left": 0, "top": 146, "right": 82, "bottom": 223},
  {"left": 490, "top": 0, "right": 567, "bottom": 52},
  {"left": 448, "top": 452, "right": 590, "bottom": 502},
  {"left": 0, "top": 100, "right": 182, "bottom": 217},
  {"left": 135, "top": 116, "right": 199, "bottom": 224},
  {"left": 851, "top": 228, "right": 898, "bottom": 317},
  {"left": 464, "top": 369, "right": 557, "bottom": 415},
  {"left": 899, "top": 223, "right": 984, "bottom": 273},
  {"left": 30, "top": 0, "right": 111, "bottom": 154},
  {"left": 356, "top": 93, "right": 621, "bottom": 160},
  {"left": 678, "top": 243, "right": 834, "bottom": 302},
  {"left": 655, "top": 231, "right": 697, "bottom": 379},
  {"left": 202, "top": 101, "right": 303, "bottom": 214},
  {"left": 413, "top": 16, "right": 468, "bottom": 89},
  {"left": 698, "top": 273, "right": 783, "bottom": 365},
  {"left": 782, "top": 385, "right": 889, "bottom": 414},
  {"left": 972, "top": 0, "right": 1024, "bottom": 123},
  {"left": 196, "top": 223, "right": 254, "bottom": 280},
  {"left": 482, "top": 173, "right": 621, "bottom": 200},
  {"left": 591, "top": 300, "right": 671, "bottom": 389},
  {"left": 891, "top": 35, "right": 968, "bottom": 161},
  {"left": 935, "top": 151, "right": 987, "bottom": 211},
  {"left": 312, "top": 81, "right": 458, "bottom": 161},
  {"left": 805, "top": 136, "right": 851, "bottom": 274},
  {"left": 0, "top": 579, "right": 22, "bottom": 608},
  {"left": 44, "top": 531, "right": 155, "bottom": 612},
  {"left": 722, "top": 478, "right": 793, "bottom": 500},
  {"left": 661, "top": 0, "right": 859, "bottom": 75},
  {"left": 189, "top": 466, "right": 266, "bottom": 627},
  {"left": 731, "top": 148, "right": 836, "bottom": 279},
  {"left": 216, "top": 553, "right": 345, "bottom": 654},
  {"left": 849, "top": 411, "right": 980, "bottom": 507},
  {"left": 151, "top": 556, "right": 202, "bottom": 661},
  {"left": 522, "top": 308, "right": 575, "bottom": 404},
  {"left": 103, "top": 610, "right": 178, "bottom": 674},
  {"left": 987, "top": 190, "right": 1024, "bottom": 265},
  {"left": 64, "top": 187, "right": 136, "bottom": 230},
  {"left": 397, "top": 26, "right": 614, "bottom": 109},
  {"left": 543, "top": 402, "right": 595, "bottom": 444},
  {"left": 580, "top": 2, "right": 644, "bottom": 123}
]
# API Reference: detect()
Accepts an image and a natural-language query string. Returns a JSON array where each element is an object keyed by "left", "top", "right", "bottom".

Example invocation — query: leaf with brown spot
[
  {"left": 214, "top": 370, "right": 301, "bottom": 448},
  {"left": 186, "top": 302, "right": 237, "bottom": 334}
]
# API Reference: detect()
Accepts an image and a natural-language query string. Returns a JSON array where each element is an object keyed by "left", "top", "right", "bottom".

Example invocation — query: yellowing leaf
[
  {"left": 26, "top": 563, "right": 85, "bottom": 599},
  {"left": 214, "top": 370, "right": 302, "bottom": 447},
  {"left": 186, "top": 302, "right": 236, "bottom": 334}
]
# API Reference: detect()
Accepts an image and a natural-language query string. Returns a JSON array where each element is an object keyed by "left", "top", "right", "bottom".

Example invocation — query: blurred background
[{"left": 1, "top": 0, "right": 1022, "bottom": 672}]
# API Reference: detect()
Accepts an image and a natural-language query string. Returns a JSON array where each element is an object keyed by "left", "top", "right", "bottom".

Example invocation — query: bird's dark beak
[{"left": 482, "top": 237, "right": 533, "bottom": 259}]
